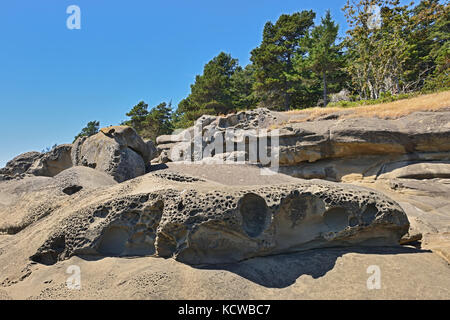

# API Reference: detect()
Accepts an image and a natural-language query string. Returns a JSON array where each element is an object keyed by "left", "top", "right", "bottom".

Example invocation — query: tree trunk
[
  {"left": 284, "top": 80, "right": 290, "bottom": 111},
  {"left": 323, "top": 73, "right": 328, "bottom": 107}
]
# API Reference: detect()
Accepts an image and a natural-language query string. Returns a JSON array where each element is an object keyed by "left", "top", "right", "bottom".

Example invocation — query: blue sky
[{"left": 0, "top": 0, "right": 351, "bottom": 167}]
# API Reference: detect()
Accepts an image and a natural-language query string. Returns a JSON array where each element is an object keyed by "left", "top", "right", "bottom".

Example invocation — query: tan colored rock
[
  {"left": 29, "top": 169, "right": 408, "bottom": 265},
  {"left": 0, "top": 151, "right": 42, "bottom": 180},
  {"left": 71, "top": 126, "right": 150, "bottom": 182},
  {"left": 27, "top": 144, "right": 72, "bottom": 177}
]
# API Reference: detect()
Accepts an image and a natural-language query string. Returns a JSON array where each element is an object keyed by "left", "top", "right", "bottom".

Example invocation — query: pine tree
[
  {"left": 73, "top": 121, "right": 100, "bottom": 142},
  {"left": 124, "top": 101, "right": 149, "bottom": 133},
  {"left": 303, "top": 10, "right": 344, "bottom": 106},
  {"left": 175, "top": 52, "right": 240, "bottom": 128},
  {"left": 123, "top": 101, "right": 174, "bottom": 141},
  {"left": 230, "top": 64, "right": 258, "bottom": 111},
  {"left": 143, "top": 102, "right": 174, "bottom": 141},
  {"left": 250, "top": 11, "right": 316, "bottom": 110}
]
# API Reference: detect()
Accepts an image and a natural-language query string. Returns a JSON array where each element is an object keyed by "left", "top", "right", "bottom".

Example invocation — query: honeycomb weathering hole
[
  {"left": 362, "top": 204, "right": 378, "bottom": 225},
  {"left": 323, "top": 207, "right": 350, "bottom": 231},
  {"left": 62, "top": 185, "right": 83, "bottom": 195},
  {"left": 279, "top": 193, "right": 326, "bottom": 227},
  {"left": 97, "top": 226, "right": 129, "bottom": 256},
  {"left": 239, "top": 193, "right": 268, "bottom": 238}
]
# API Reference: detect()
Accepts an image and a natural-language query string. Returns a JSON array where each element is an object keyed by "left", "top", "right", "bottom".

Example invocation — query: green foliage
[
  {"left": 343, "top": 0, "right": 449, "bottom": 99},
  {"left": 173, "top": 52, "right": 241, "bottom": 128},
  {"left": 123, "top": 101, "right": 173, "bottom": 141},
  {"left": 125, "top": 101, "right": 149, "bottom": 133},
  {"left": 300, "top": 10, "right": 347, "bottom": 106},
  {"left": 250, "top": 11, "right": 316, "bottom": 110},
  {"left": 326, "top": 90, "right": 443, "bottom": 108},
  {"left": 230, "top": 64, "right": 258, "bottom": 111},
  {"left": 151, "top": 3, "right": 449, "bottom": 132},
  {"left": 73, "top": 121, "right": 100, "bottom": 142},
  {"left": 424, "top": 2, "right": 450, "bottom": 90}
]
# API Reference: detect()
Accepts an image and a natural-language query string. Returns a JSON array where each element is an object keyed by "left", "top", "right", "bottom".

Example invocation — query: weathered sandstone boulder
[
  {"left": 71, "top": 126, "right": 152, "bottom": 182},
  {"left": 0, "top": 145, "right": 74, "bottom": 180},
  {"left": 30, "top": 170, "right": 409, "bottom": 265},
  {"left": 27, "top": 144, "right": 72, "bottom": 177},
  {"left": 0, "top": 152, "right": 42, "bottom": 180},
  {"left": 0, "top": 166, "right": 117, "bottom": 235}
]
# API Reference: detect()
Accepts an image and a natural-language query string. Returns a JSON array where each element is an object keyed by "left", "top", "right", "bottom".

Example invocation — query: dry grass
[{"left": 285, "top": 90, "right": 450, "bottom": 123}]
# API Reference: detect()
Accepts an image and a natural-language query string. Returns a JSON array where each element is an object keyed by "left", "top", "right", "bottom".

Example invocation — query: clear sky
[{"left": 0, "top": 0, "right": 351, "bottom": 167}]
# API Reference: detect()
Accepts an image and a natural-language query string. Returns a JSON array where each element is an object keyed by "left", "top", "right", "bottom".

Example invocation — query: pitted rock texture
[
  {"left": 0, "top": 152, "right": 42, "bottom": 180},
  {"left": 0, "top": 145, "right": 74, "bottom": 181},
  {"left": 154, "top": 109, "right": 450, "bottom": 175},
  {"left": 30, "top": 176, "right": 409, "bottom": 265},
  {"left": 0, "top": 166, "right": 117, "bottom": 235},
  {"left": 152, "top": 172, "right": 205, "bottom": 183},
  {"left": 71, "top": 126, "right": 153, "bottom": 182}
]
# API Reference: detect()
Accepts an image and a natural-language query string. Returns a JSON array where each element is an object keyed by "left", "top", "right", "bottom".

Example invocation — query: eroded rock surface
[
  {"left": 1, "top": 108, "right": 449, "bottom": 299},
  {"left": 29, "top": 171, "right": 408, "bottom": 265},
  {"left": 0, "top": 166, "right": 117, "bottom": 236},
  {"left": 154, "top": 109, "right": 450, "bottom": 178},
  {"left": 0, "top": 145, "right": 73, "bottom": 181},
  {"left": 0, "top": 152, "right": 42, "bottom": 180},
  {"left": 71, "top": 126, "right": 153, "bottom": 182},
  {"left": 27, "top": 144, "right": 72, "bottom": 177}
]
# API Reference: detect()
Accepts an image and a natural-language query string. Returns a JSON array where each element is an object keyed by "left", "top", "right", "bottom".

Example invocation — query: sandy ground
[{"left": 2, "top": 246, "right": 449, "bottom": 300}]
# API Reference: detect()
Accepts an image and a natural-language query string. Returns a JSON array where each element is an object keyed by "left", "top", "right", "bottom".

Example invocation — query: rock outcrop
[
  {"left": 30, "top": 171, "right": 409, "bottom": 265},
  {"left": 0, "top": 166, "right": 117, "bottom": 235},
  {"left": 151, "top": 108, "right": 450, "bottom": 265},
  {"left": 0, "top": 126, "right": 159, "bottom": 185},
  {"left": 155, "top": 109, "right": 450, "bottom": 178},
  {"left": 0, "top": 146, "right": 73, "bottom": 181},
  {"left": 71, "top": 126, "right": 154, "bottom": 182},
  {"left": 27, "top": 144, "right": 72, "bottom": 177},
  {"left": 1, "top": 107, "right": 449, "bottom": 299},
  {"left": 0, "top": 152, "right": 42, "bottom": 180}
]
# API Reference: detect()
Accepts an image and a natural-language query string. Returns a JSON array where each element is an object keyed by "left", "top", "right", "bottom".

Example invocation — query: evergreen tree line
[{"left": 76, "top": 0, "right": 449, "bottom": 141}]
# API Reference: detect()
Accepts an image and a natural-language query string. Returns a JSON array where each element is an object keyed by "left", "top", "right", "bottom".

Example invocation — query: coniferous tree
[
  {"left": 175, "top": 52, "right": 240, "bottom": 128},
  {"left": 73, "top": 121, "right": 100, "bottom": 142},
  {"left": 230, "top": 64, "right": 258, "bottom": 111},
  {"left": 302, "top": 10, "right": 344, "bottom": 106},
  {"left": 123, "top": 101, "right": 173, "bottom": 141},
  {"left": 250, "top": 11, "right": 316, "bottom": 110},
  {"left": 125, "top": 101, "right": 149, "bottom": 133}
]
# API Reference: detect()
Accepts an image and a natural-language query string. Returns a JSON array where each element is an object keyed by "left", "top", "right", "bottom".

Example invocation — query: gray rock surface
[
  {"left": 0, "top": 152, "right": 42, "bottom": 180},
  {"left": 1, "top": 108, "right": 449, "bottom": 300},
  {"left": 27, "top": 144, "right": 73, "bottom": 177},
  {"left": 71, "top": 126, "right": 151, "bottom": 182},
  {"left": 0, "top": 166, "right": 117, "bottom": 235},
  {"left": 30, "top": 170, "right": 409, "bottom": 265},
  {"left": 154, "top": 109, "right": 450, "bottom": 169}
]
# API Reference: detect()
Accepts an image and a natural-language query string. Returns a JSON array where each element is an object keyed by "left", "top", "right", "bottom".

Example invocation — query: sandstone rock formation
[
  {"left": 0, "top": 152, "right": 42, "bottom": 180},
  {"left": 152, "top": 108, "right": 450, "bottom": 265},
  {"left": 27, "top": 144, "right": 72, "bottom": 177},
  {"left": 1, "top": 108, "right": 449, "bottom": 300},
  {"left": 71, "top": 126, "right": 154, "bottom": 182},
  {"left": 27, "top": 169, "right": 408, "bottom": 266},
  {"left": 0, "top": 166, "right": 117, "bottom": 236},
  {"left": 155, "top": 109, "right": 450, "bottom": 180},
  {"left": 0, "top": 145, "right": 73, "bottom": 181},
  {"left": 1, "top": 126, "right": 157, "bottom": 183}
]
